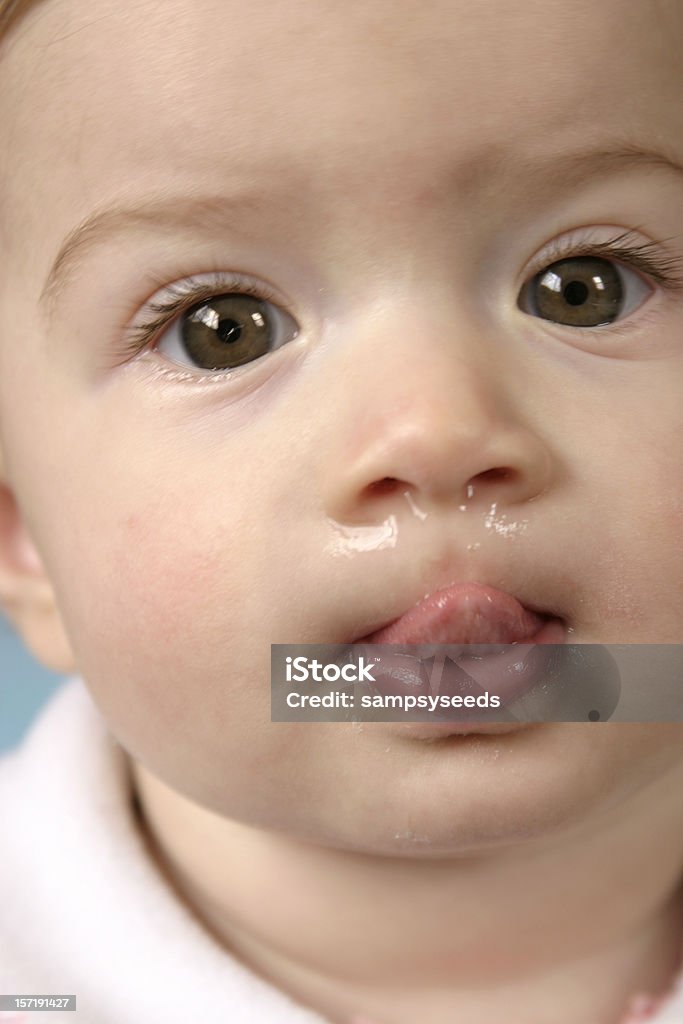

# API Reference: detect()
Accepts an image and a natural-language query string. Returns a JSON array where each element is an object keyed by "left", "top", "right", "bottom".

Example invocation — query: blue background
[{"left": 0, "top": 613, "right": 66, "bottom": 753}]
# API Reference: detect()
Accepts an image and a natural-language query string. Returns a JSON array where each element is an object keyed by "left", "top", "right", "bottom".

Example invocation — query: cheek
[
  {"left": 109, "top": 507, "right": 237, "bottom": 652},
  {"left": 635, "top": 452, "right": 683, "bottom": 557},
  {"left": 603, "top": 430, "right": 683, "bottom": 601},
  {"left": 59, "top": 485, "right": 270, "bottom": 753},
  {"left": 73, "top": 496, "right": 294, "bottom": 818},
  {"left": 659, "top": 493, "right": 683, "bottom": 539}
]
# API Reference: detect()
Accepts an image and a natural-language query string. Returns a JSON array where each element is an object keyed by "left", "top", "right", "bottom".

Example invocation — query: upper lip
[{"left": 351, "top": 577, "right": 566, "bottom": 644}]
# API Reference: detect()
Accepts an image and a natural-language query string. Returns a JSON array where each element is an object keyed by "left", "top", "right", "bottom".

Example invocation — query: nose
[{"left": 320, "top": 301, "right": 554, "bottom": 523}]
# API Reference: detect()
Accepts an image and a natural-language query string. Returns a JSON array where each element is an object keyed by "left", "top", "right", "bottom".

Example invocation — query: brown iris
[
  {"left": 521, "top": 256, "right": 623, "bottom": 327},
  {"left": 180, "top": 294, "right": 274, "bottom": 370}
]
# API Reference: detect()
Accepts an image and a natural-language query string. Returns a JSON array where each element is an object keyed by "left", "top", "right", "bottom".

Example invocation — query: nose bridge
[
  {"left": 334, "top": 295, "right": 512, "bottom": 461},
  {"left": 318, "top": 290, "right": 552, "bottom": 516}
]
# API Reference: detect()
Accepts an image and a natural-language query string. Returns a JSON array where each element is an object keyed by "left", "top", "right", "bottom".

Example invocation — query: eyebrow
[
  {"left": 39, "top": 190, "right": 269, "bottom": 323},
  {"left": 39, "top": 142, "right": 683, "bottom": 321}
]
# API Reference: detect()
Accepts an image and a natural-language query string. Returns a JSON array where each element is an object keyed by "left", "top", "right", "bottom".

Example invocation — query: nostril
[
  {"left": 367, "top": 477, "right": 401, "bottom": 498},
  {"left": 472, "top": 468, "right": 514, "bottom": 485}
]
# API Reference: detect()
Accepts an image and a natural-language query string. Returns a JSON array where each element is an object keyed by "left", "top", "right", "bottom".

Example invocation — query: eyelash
[
  {"left": 121, "top": 229, "right": 683, "bottom": 368},
  {"left": 122, "top": 273, "right": 286, "bottom": 361},
  {"left": 524, "top": 227, "right": 683, "bottom": 293}
]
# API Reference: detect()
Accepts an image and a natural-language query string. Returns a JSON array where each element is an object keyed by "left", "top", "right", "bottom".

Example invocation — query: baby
[{"left": 1, "top": 0, "right": 683, "bottom": 1022}]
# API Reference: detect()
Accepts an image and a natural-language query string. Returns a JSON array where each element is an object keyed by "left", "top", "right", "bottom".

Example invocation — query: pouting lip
[{"left": 350, "top": 583, "right": 566, "bottom": 645}]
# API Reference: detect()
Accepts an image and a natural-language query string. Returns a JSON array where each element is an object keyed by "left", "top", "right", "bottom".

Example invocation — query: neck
[{"left": 130, "top": 761, "right": 683, "bottom": 1024}]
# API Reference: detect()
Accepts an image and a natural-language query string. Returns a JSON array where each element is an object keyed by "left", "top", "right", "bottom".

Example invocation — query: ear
[{"left": 0, "top": 446, "right": 77, "bottom": 675}]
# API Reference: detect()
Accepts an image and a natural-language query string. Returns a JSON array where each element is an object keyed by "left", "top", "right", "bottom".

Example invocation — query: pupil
[
  {"left": 563, "top": 281, "right": 589, "bottom": 306},
  {"left": 217, "top": 318, "right": 242, "bottom": 344}
]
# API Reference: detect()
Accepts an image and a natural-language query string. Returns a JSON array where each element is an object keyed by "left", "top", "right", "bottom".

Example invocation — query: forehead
[{"left": 0, "top": 0, "right": 681, "bottom": 278}]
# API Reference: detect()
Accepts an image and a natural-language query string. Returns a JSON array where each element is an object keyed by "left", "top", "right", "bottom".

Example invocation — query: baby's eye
[
  {"left": 155, "top": 291, "right": 299, "bottom": 372},
  {"left": 517, "top": 255, "right": 652, "bottom": 328}
]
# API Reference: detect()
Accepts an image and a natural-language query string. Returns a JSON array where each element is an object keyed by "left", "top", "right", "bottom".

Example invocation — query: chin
[{"left": 315, "top": 722, "right": 639, "bottom": 857}]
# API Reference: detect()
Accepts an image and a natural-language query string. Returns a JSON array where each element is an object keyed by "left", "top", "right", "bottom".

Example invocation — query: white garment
[
  {"left": 0, "top": 677, "right": 328, "bottom": 1024},
  {"left": 2, "top": 677, "right": 683, "bottom": 1024}
]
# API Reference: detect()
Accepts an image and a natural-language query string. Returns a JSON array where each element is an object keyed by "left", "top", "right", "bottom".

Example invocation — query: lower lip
[
  {"left": 356, "top": 617, "right": 566, "bottom": 737},
  {"left": 392, "top": 720, "right": 542, "bottom": 739}
]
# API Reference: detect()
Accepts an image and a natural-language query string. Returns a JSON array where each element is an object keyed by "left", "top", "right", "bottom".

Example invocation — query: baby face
[{"left": 1, "top": 0, "right": 683, "bottom": 852}]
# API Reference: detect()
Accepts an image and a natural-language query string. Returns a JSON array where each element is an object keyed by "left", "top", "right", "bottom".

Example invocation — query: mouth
[
  {"left": 352, "top": 581, "right": 566, "bottom": 647},
  {"left": 348, "top": 582, "right": 568, "bottom": 723}
]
